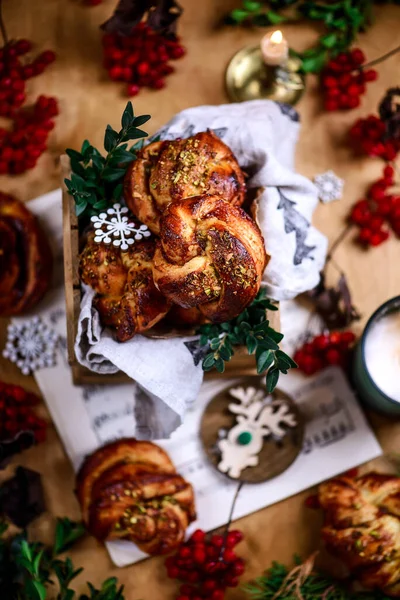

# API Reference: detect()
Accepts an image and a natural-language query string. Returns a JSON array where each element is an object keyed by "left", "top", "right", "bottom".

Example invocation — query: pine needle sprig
[
  {"left": 64, "top": 102, "right": 150, "bottom": 218},
  {"left": 198, "top": 289, "right": 297, "bottom": 393}
]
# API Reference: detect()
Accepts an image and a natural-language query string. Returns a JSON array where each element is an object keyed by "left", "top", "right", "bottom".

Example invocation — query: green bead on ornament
[{"left": 237, "top": 431, "right": 252, "bottom": 445}]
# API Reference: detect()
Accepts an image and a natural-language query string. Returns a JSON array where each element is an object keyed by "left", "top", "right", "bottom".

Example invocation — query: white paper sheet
[{"left": 8, "top": 190, "right": 381, "bottom": 567}]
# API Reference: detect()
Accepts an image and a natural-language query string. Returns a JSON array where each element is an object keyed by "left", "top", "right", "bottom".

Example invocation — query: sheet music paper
[{"left": 10, "top": 191, "right": 381, "bottom": 567}]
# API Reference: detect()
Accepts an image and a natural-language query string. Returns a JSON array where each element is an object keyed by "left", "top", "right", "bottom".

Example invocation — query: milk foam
[{"left": 364, "top": 310, "right": 400, "bottom": 402}]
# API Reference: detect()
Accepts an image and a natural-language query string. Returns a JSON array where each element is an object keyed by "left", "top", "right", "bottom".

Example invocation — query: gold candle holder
[{"left": 225, "top": 32, "right": 305, "bottom": 106}]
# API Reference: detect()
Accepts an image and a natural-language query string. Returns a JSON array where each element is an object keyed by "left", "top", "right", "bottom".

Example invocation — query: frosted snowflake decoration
[
  {"left": 3, "top": 317, "right": 58, "bottom": 375},
  {"left": 314, "top": 170, "right": 344, "bottom": 203},
  {"left": 91, "top": 203, "right": 151, "bottom": 251}
]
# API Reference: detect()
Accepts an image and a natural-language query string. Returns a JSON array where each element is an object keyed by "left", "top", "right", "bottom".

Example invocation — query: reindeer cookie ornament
[{"left": 200, "top": 378, "right": 304, "bottom": 483}]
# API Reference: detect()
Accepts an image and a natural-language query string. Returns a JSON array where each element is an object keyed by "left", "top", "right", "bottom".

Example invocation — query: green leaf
[
  {"left": 202, "top": 353, "right": 216, "bottom": 371},
  {"left": 113, "top": 183, "right": 124, "bottom": 200},
  {"left": 54, "top": 518, "right": 86, "bottom": 555},
  {"left": 21, "top": 540, "right": 32, "bottom": 561},
  {"left": 25, "top": 580, "right": 47, "bottom": 600},
  {"left": 75, "top": 201, "right": 88, "bottom": 217},
  {"left": 33, "top": 549, "right": 44, "bottom": 576},
  {"left": 66, "top": 148, "right": 84, "bottom": 162},
  {"left": 276, "top": 350, "right": 297, "bottom": 369},
  {"left": 210, "top": 337, "right": 221, "bottom": 350},
  {"left": 214, "top": 357, "right": 225, "bottom": 373},
  {"left": 219, "top": 344, "right": 232, "bottom": 361},
  {"left": 266, "top": 10, "right": 286, "bottom": 24},
  {"left": 256, "top": 349, "right": 274, "bottom": 374},
  {"left": 243, "top": 0, "right": 261, "bottom": 11},
  {"left": 104, "top": 125, "right": 119, "bottom": 153},
  {"left": 81, "top": 139, "right": 91, "bottom": 153},
  {"left": 102, "top": 168, "right": 126, "bottom": 182},
  {"left": 121, "top": 102, "right": 134, "bottom": 128},
  {"left": 133, "top": 114, "right": 151, "bottom": 127},
  {"left": 124, "top": 126, "right": 149, "bottom": 141},
  {"left": 266, "top": 367, "right": 280, "bottom": 393},
  {"left": 301, "top": 49, "right": 328, "bottom": 73},
  {"left": 230, "top": 8, "right": 249, "bottom": 23},
  {"left": 320, "top": 32, "right": 338, "bottom": 48},
  {"left": 258, "top": 337, "right": 279, "bottom": 351},
  {"left": 246, "top": 334, "right": 257, "bottom": 355},
  {"left": 266, "top": 327, "right": 284, "bottom": 343}
]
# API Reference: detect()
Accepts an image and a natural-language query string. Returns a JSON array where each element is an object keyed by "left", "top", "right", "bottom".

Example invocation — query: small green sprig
[
  {"left": 64, "top": 102, "right": 150, "bottom": 218},
  {"left": 79, "top": 579, "right": 125, "bottom": 600},
  {"left": 198, "top": 289, "right": 297, "bottom": 393},
  {"left": 0, "top": 517, "right": 127, "bottom": 600},
  {"left": 53, "top": 518, "right": 87, "bottom": 555}
]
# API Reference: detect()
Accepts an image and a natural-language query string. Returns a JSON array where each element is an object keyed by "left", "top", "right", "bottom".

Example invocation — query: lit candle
[
  {"left": 261, "top": 30, "right": 289, "bottom": 67},
  {"left": 354, "top": 296, "right": 400, "bottom": 415}
]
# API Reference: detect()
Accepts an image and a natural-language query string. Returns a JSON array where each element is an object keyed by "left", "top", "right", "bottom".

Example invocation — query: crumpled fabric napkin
[{"left": 75, "top": 100, "right": 327, "bottom": 437}]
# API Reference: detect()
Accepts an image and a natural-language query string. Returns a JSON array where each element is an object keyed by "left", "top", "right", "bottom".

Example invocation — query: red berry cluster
[
  {"left": 165, "top": 529, "right": 245, "bottom": 600},
  {"left": 103, "top": 22, "right": 186, "bottom": 96},
  {"left": 322, "top": 48, "right": 377, "bottom": 111},
  {"left": 350, "top": 115, "right": 400, "bottom": 161},
  {"left": 350, "top": 165, "right": 400, "bottom": 246},
  {"left": 0, "top": 39, "right": 56, "bottom": 118},
  {"left": 0, "top": 381, "right": 47, "bottom": 444},
  {"left": 293, "top": 331, "right": 356, "bottom": 376},
  {"left": 0, "top": 95, "right": 59, "bottom": 174}
]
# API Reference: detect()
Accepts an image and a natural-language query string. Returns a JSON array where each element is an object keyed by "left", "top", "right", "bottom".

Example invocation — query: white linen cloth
[{"left": 75, "top": 100, "right": 328, "bottom": 436}]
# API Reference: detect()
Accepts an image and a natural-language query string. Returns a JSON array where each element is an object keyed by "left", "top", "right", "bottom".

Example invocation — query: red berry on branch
[
  {"left": 384, "top": 165, "right": 394, "bottom": 180},
  {"left": 359, "top": 227, "right": 372, "bottom": 244},
  {"left": 326, "top": 348, "right": 341, "bottom": 365},
  {"left": 191, "top": 529, "right": 206, "bottom": 544},
  {"left": 322, "top": 75, "right": 337, "bottom": 88},
  {"left": 351, "top": 48, "right": 366, "bottom": 65},
  {"left": 363, "top": 69, "right": 378, "bottom": 82},
  {"left": 38, "top": 50, "right": 56, "bottom": 64},
  {"left": 325, "top": 99, "right": 338, "bottom": 111},
  {"left": 14, "top": 39, "right": 33, "bottom": 55}
]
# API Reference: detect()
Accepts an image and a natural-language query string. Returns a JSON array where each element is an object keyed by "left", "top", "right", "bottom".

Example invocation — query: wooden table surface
[{"left": 1, "top": 1, "right": 400, "bottom": 598}]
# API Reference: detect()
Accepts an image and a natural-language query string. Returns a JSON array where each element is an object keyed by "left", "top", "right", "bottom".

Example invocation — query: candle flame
[{"left": 271, "top": 30, "right": 283, "bottom": 43}]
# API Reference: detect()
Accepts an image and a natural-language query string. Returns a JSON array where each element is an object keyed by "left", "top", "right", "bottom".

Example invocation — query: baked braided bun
[
  {"left": 0, "top": 192, "right": 52, "bottom": 316},
  {"left": 319, "top": 472, "right": 400, "bottom": 597},
  {"left": 76, "top": 439, "right": 196, "bottom": 555},
  {"left": 153, "top": 194, "right": 268, "bottom": 322},
  {"left": 124, "top": 131, "right": 246, "bottom": 234},
  {"left": 79, "top": 234, "right": 171, "bottom": 342}
]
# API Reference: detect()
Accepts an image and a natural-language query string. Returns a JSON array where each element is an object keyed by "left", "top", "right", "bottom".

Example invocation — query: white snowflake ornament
[
  {"left": 314, "top": 170, "right": 344, "bottom": 203},
  {"left": 3, "top": 317, "right": 58, "bottom": 375},
  {"left": 91, "top": 203, "right": 150, "bottom": 251}
]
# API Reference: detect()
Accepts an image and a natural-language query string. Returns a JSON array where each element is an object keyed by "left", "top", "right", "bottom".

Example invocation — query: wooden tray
[{"left": 61, "top": 155, "right": 280, "bottom": 386}]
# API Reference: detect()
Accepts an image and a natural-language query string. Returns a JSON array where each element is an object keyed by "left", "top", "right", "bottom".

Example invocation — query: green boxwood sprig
[
  {"left": 198, "top": 289, "right": 297, "bottom": 393},
  {"left": 0, "top": 517, "right": 126, "bottom": 600},
  {"left": 64, "top": 102, "right": 150, "bottom": 218}
]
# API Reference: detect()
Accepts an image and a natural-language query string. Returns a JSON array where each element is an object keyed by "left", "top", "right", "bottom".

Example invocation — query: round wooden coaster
[{"left": 200, "top": 377, "right": 305, "bottom": 484}]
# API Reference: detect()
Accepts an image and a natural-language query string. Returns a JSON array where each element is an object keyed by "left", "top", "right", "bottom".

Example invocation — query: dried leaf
[
  {"left": 101, "top": 0, "right": 183, "bottom": 37},
  {"left": 0, "top": 431, "right": 35, "bottom": 469},
  {"left": 306, "top": 272, "right": 361, "bottom": 329},
  {"left": 378, "top": 87, "right": 400, "bottom": 141},
  {"left": 0, "top": 467, "right": 45, "bottom": 528},
  {"left": 147, "top": 0, "right": 183, "bottom": 35}
]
